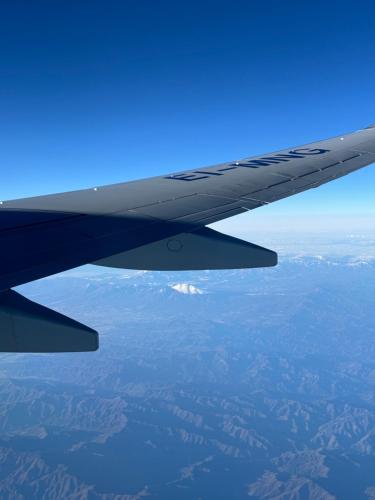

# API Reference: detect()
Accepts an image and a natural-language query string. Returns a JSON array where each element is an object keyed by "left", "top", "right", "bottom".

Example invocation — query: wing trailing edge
[
  {"left": 94, "top": 227, "right": 277, "bottom": 271},
  {"left": 0, "top": 290, "right": 98, "bottom": 352}
]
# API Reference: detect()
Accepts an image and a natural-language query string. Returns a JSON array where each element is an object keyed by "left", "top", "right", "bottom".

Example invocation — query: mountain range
[{"left": 0, "top": 254, "right": 374, "bottom": 498}]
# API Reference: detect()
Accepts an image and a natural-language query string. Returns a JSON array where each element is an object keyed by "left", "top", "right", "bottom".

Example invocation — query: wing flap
[
  {"left": 242, "top": 152, "right": 375, "bottom": 203},
  {"left": 131, "top": 194, "right": 234, "bottom": 220},
  {"left": 94, "top": 226, "right": 277, "bottom": 270},
  {"left": 0, "top": 290, "right": 98, "bottom": 352},
  {"left": 270, "top": 151, "right": 361, "bottom": 178}
]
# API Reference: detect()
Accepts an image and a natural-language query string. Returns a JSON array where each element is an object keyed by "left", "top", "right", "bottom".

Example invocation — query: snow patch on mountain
[
  {"left": 347, "top": 256, "right": 375, "bottom": 267},
  {"left": 170, "top": 283, "right": 204, "bottom": 295}
]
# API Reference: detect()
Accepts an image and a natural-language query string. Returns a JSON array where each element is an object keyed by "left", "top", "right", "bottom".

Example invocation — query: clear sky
[{"left": 1, "top": 0, "right": 375, "bottom": 222}]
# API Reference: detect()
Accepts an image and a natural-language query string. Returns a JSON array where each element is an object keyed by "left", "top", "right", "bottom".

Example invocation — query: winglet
[{"left": 0, "top": 290, "right": 98, "bottom": 352}]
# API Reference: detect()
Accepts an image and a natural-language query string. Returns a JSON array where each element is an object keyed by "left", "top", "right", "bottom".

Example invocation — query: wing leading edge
[{"left": 0, "top": 123, "right": 373, "bottom": 351}]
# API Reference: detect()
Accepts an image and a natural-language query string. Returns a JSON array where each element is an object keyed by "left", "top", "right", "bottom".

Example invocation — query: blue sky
[{"left": 1, "top": 0, "right": 375, "bottom": 222}]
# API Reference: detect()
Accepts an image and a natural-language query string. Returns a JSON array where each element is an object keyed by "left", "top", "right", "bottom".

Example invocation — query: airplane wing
[{"left": 1, "top": 123, "right": 374, "bottom": 351}]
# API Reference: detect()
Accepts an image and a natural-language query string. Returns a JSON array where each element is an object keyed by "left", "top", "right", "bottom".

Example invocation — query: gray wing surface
[
  {"left": 0, "top": 123, "right": 374, "bottom": 351},
  {"left": 3, "top": 124, "right": 375, "bottom": 227}
]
